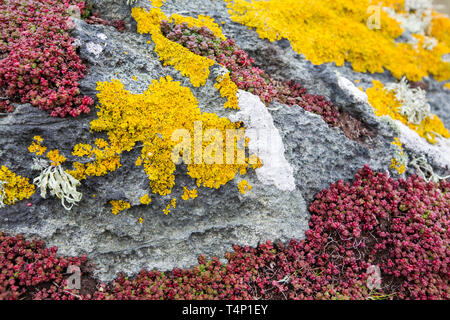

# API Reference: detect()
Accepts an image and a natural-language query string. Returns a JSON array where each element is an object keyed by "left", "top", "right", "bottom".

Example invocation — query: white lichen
[
  {"left": 32, "top": 159, "right": 82, "bottom": 211},
  {"left": 385, "top": 77, "right": 431, "bottom": 125},
  {"left": 384, "top": 0, "right": 433, "bottom": 35},
  {"left": 409, "top": 155, "right": 450, "bottom": 183}
]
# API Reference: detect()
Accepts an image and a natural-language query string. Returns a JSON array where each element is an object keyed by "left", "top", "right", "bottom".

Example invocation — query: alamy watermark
[{"left": 367, "top": 5, "right": 382, "bottom": 30}]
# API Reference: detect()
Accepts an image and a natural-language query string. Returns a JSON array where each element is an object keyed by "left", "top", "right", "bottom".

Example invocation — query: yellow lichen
[
  {"left": 140, "top": 194, "right": 152, "bottom": 205},
  {"left": 83, "top": 76, "right": 253, "bottom": 197},
  {"left": 69, "top": 140, "right": 122, "bottom": 181},
  {"left": 0, "top": 166, "right": 35, "bottom": 206},
  {"left": 151, "top": 0, "right": 166, "bottom": 8},
  {"left": 110, "top": 200, "right": 131, "bottom": 215},
  {"left": 181, "top": 187, "right": 198, "bottom": 200},
  {"left": 46, "top": 149, "right": 66, "bottom": 167},
  {"left": 132, "top": 7, "right": 216, "bottom": 87},
  {"left": 28, "top": 136, "right": 47, "bottom": 156},
  {"left": 29, "top": 137, "right": 67, "bottom": 166},
  {"left": 215, "top": 73, "right": 239, "bottom": 109},
  {"left": 390, "top": 138, "right": 407, "bottom": 174},
  {"left": 237, "top": 179, "right": 252, "bottom": 195},
  {"left": 224, "top": 0, "right": 450, "bottom": 81},
  {"left": 444, "top": 83, "right": 450, "bottom": 90},
  {"left": 430, "top": 11, "right": 450, "bottom": 48},
  {"left": 163, "top": 203, "right": 171, "bottom": 215},
  {"left": 365, "top": 80, "right": 450, "bottom": 144}
]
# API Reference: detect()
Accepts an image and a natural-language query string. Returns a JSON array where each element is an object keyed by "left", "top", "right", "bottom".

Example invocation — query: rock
[{"left": 0, "top": 0, "right": 449, "bottom": 281}]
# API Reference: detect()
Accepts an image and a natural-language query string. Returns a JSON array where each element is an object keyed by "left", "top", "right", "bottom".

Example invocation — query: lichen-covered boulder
[{"left": 0, "top": 0, "right": 449, "bottom": 282}]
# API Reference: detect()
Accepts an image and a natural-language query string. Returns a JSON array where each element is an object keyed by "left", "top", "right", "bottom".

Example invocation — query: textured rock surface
[{"left": 0, "top": 0, "right": 449, "bottom": 281}]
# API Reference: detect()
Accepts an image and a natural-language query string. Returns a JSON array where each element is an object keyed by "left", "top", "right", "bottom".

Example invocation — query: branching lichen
[
  {"left": 409, "top": 155, "right": 450, "bottom": 183},
  {"left": 385, "top": 77, "right": 431, "bottom": 125},
  {"left": 32, "top": 160, "right": 82, "bottom": 211}
]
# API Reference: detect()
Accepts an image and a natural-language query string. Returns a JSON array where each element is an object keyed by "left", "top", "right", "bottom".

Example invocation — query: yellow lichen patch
[
  {"left": 0, "top": 166, "right": 35, "bottom": 206},
  {"left": 366, "top": 80, "right": 450, "bottom": 144},
  {"left": 110, "top": 200, "right": 131, "bottom": 215},
  {"left": 132, "top": 7, "right": 215, "bottom": 87},
  {"left": 444, "top": 83, "right": 450, "bottom": 90},
  {"left": 163, "top": 203, "right": 171, "bottom": 215},
  {"left": 28, "top": 136, "right": 47, "bottom": 156},
  {"left": 430, "top": 11, "right": 450, "bottom": 48},
  {"left": 390, "top": 138, "right": 407, "bottom": 174},
  {"left": 88, "top": 76, "right": 253, "bottom": 197},
  {"left": 162, "top": 198, "right": 176, "bottom": 215},
  {"left": 46, "top": 149, "right": 66, "bottom": 167},
  {"left": 237, "top": 179, "right": 252, "bottom": 195},
  {"left": 69, "top": 141, "right": 122, "bottom": 181},
  {"left": 215, "top": 73, "right": 239, "bottom": 109},
  {"left": 224, "top": 0, "right": 450, "bottom": 81},
  {"left": 181, "top": 187, "right": 198, "bottom": 201},
  {"left": 140, "top": 194, "right": 152, "bottom": 205},
  {"left": 186, "top": 116, "right": 249, "bottom": 189},
  {"left": 151, "top": 0, "right": 166, "bottom": 8}
]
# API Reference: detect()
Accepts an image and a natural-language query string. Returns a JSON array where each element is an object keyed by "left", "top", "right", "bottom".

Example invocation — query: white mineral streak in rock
[
  {"left": 86, "top": 42, "right": 103, "bottom": 58},
  {"left": 337, "top": 75, "right": 369, "bottom": 104},
  {"left": 230, "top": 90, "right": 296, "bottom": 191},
  {"left": 394, "top": 120, "right": 450, "bottom": 168}
]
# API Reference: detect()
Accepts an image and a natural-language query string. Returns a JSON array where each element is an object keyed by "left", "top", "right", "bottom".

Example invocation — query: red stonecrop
[
  {"left": 0, "top": 233, "right": 88, "bottom": 300},
  {"left": 1, "top": 166, "right": 448, "bottom": 300},
  {"left": 0, "top": 0, "right": 93, "bottom": 117}
]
